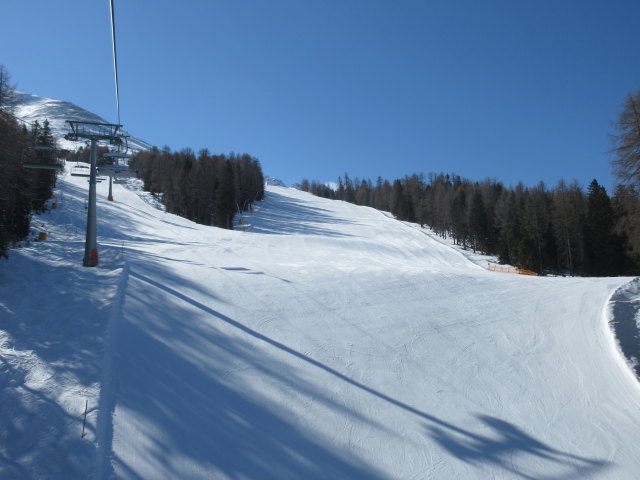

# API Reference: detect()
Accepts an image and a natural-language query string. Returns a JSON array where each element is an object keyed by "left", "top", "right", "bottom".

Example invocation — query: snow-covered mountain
[
  {"left": 13, "top": 91, "right": 153, "bottom": 152},
  {"left": 264, "top": 176, "right": 287, "bottom": 187},
  {"left": 1, "top": 168, "right": 640, "bottom": 479}
]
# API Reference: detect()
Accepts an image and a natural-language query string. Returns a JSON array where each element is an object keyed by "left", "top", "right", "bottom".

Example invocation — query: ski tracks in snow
[{"left": 95, "top": 261, "right": 130, "bottom": 480}]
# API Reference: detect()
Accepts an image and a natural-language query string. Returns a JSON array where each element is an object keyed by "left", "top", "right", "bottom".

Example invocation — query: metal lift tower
[
  {"left": 99, "top": 136, "right": 134, "bottom": 201},
  {"left": 65, "top": 120, "right": 122, "bottom": 267}
]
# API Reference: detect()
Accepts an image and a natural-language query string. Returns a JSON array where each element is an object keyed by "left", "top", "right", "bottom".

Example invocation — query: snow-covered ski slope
[{"left": 1, "top": 170, "right": 640, "bottom": 479}]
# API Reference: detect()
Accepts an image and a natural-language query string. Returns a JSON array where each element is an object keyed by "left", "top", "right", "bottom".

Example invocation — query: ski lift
[
  {"left": 21, "top": 146, "right": 64, "bottom": 171},
  {"left": 71, "top": 165, "right": 91, "bottom": 177},
  {"left": 98, "top": 165, "right": 138, "bottom": 179},
  {"left": 98, "top": 136, "right": 137, "bottom": 178}
]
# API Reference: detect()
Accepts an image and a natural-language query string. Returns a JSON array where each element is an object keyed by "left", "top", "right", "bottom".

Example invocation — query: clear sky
[{"left": 2, "top": 0, "right": 640, "bottom": 190}]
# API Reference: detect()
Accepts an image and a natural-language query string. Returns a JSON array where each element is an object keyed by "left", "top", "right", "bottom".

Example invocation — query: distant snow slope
[
  {"left": 264, "top": 176, "right": 287, "bottom": 187},
  {"left": 13, "top": 91, "right": 152, "bottom": 152},
  {"left": 1, "top": 170, "right": 639, "bottom": 479}
]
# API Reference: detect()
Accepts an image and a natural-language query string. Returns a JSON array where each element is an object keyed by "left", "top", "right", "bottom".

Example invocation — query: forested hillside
[
  {"left": 0, "top": 64, "right": 265, "bottom": 259},
  {"left": 0, "top": 66, "right": 59, "bottom": 257},
  {"left": 300, "top": 88, "right": 640, "bottom": 277},
  {"left": 299, "top": 174, "right": 638, "bottom": 276},
  {"left": 131, "top": 148, "right": 264, "bottom": 229}
]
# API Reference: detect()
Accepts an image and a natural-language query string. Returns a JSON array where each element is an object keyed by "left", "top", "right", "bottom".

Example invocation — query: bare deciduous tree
[
  {"left": 0, "top": 65, "right": 17, "bottom": 112},
  {"left": 612, "top": 90, "right": 640, "bottom": 187}
]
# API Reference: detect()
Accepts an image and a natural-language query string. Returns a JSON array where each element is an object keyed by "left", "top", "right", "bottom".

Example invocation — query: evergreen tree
[
  {"left": 468, "top": 189, "right": 488, "bottom": 253},
  {"left": 523, "top": 182, "right": 553, "bottom": 273},
  {"left": 451, "top": 185, "right": 468, "bottom": 247},
  {"left": 297, "top": 168, "right": 636, "bottom": 276},
  {"left": 0, "top": 101, "right": 32, "bottom": 257},
  {"left": 28, "top": 119, "right": 58, "bottom": 212},
  {"left": 214, "top": 160, "right": 235, "bottom": 229},
  {"left": 130, "top": 148, "right": 264, "bottom": 230},
  {"left": 390, "top": 179, "right": 405, "bottom": 218},
  {"left": 495, "top": 191, "right": 521, "bottom": 265},
  {"left": 585, "top": 180, "right": 627, "bottom": 275},
  {"left": 342, "top": 173, "right": 355, "bottom": 203}
]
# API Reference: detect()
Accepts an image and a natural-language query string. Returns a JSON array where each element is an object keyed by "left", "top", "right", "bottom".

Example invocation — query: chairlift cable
[{"left": 109, "top": 0, "right": 121, "bottom": 126}]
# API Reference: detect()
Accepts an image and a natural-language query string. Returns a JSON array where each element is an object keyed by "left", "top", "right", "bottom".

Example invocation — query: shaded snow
[
  {"left": 1, "top": 173, "right": 639, "bottom": 479},
  {"left": 608, "top": 278, "right": 640, "bottom": 380}
]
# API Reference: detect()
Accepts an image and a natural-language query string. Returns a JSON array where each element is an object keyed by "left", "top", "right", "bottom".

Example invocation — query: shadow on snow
[
  {"left": 106, "top": 264, "right": 388, "bottom": 479},
  {"left": 422, "top": 413, "right": 610, "bottom": 479},
  {"left": 249, "top": 191, "right": 358, "bottom": 237},
  {"left": 609, "top": 278, "right": 640, "bottom": 380},
  {"left": 105, "top": 259, "right": 610, "bottom": 479}
]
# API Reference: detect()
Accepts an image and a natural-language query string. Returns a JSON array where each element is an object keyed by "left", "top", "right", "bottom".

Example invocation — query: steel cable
[{"left": 109, "top": 0, "right": 121, "bottom": 126}]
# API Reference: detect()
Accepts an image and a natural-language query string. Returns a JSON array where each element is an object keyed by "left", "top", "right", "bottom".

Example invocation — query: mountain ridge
[{"left": 12, "top": 90, "right": 153, "bottom": 152}]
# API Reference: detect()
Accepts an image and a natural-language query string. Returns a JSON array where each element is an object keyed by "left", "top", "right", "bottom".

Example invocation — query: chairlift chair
[
  {"left": 71, "top": 165, "right": 91, "bottom": 177},
  {"left": 98, "top": 136, "right": 136, "bottom": 178},
  {"left": 21, "top": 146, "right": 64, "bottom": 171}
]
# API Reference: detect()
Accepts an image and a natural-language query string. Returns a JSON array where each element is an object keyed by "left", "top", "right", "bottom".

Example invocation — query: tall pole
[
  {"left": 108, "top": 175, "right": 114, "bottom": 201},
  {"left": 65, "top": 120, "right": 121, "bottom": 267},
  {"left": 83, "top": 138, "right": 99, "bottom": 267}
]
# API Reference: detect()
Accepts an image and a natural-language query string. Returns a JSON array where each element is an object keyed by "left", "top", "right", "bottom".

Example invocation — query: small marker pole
[{"left": 81, "top": 399, "right": 88, "bottom": 438}]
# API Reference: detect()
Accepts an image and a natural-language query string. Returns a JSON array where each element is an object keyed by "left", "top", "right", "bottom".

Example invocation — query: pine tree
[
  {"left": 451, "top": 184, "right": 468, "bottom": 247},
  {"left": 26, "top": 119, "right": 58, "bottom": 213},
  {"left": 467, "top": 188, "right": 488, "bottom": 253},
  {"left": 0, "top": 102, "right": 32, "bottom": 257},
  {"left": 391, "top": 179, "right": 405, "bottom": 218},
  {"left": 585, "top": 180, "right": 628, "bottom": 275},
  {"left": 523, "top": 182, "right": 552, "bottom": 273},
  {"left": 214, "top": 160, "right": 235, "bottom": 229}
]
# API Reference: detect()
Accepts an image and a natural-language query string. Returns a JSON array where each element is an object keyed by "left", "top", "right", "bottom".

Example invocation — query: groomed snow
[{"left": 1, "top": 169, "right": 639, "bottom": 479}]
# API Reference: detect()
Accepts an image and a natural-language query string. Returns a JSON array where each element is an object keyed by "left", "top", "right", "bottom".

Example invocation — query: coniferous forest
[
  {"left": 298, "top": 90, "right": 640, "bottom": 277},
  {"left": 130, "top": 148, "right": 264, "bottom": 229},
  {"left": 300, "top": 174, "right": 637, "bottom": 276},
  {"left": 3, "top": 56, "right": 640, "bottom": 278},
  {"left": 1, "top": 65, "right": 265, "bottom": 258},
  {"left": 1, "top": 66, "right": 59, "bottom": 257}
]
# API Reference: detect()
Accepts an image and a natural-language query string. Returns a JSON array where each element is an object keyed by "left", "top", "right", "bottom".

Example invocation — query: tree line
[
  {"left": 1, "top": 64, "right": 265, "bottom": 259},
  {"left": 299, "top": 89, "right": 640, "bottom": 277},
  {"left": 1, "top": 66, "right": 59, "bottom": 257},
  {"left": 300, "top": 174, "right": 635, "bottom": 276},
  {"left": 130, "top": 148, "right": 265, "bottom": 229}
]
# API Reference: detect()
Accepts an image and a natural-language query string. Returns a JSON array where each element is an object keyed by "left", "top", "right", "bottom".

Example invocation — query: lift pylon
[
  {"left": 98, "top": 136, "right": 136, "bottom": 201},
  {"left": 64, "top": 121, "right": 122, "bottom": 267}
]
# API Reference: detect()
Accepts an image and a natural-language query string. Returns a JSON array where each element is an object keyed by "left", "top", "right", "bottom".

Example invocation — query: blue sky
[{"left": 2, "top": 0, "right": 640, "bottom": 190}]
